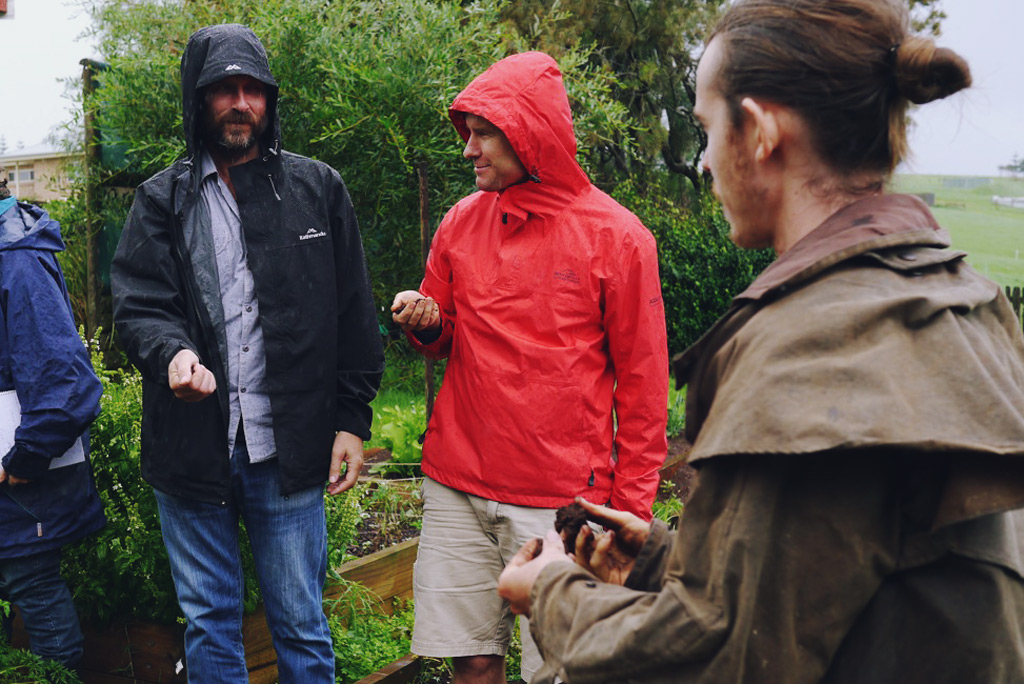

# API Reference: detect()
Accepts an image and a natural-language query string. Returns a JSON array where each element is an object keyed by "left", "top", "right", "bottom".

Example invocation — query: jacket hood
[
  {"left": 450, "top": 52, "right": 591, "bottom": 219},
  {"left": 0, "top": 200, "right": 65, "bottom": 253},
  {"left": 180, "top": 24, "right": 281, "bottom": 162}
]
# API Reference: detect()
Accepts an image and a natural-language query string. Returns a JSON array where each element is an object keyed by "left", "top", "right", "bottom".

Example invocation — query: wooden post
[
  {"left": 81, "top": 59, "right": 102, "bottom": 341},
  {"left": 418, "top": 162, "right": 435, "bottom": 423},
  {"left": 1006, "top": 286, "right": 1023, "bottom": 334}
]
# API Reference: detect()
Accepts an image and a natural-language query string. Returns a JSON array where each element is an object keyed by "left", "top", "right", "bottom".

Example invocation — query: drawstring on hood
[{"left": 449, "top": 52, "right": 591, "bottom": 221}]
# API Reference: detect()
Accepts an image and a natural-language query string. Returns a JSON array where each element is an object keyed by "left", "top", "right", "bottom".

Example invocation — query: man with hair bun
[{"left": 498, "top": 1, "right": 1024, "bottom": 682}]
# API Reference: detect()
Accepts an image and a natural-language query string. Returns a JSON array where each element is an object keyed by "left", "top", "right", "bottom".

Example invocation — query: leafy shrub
[
  {"left": 81, "top": 0, "right": 632, "bottom": 332},
  {"left": 651, "top": 480, "right": 686, "bottom": 529},
  {"left": 59, "top": 335, "right": 181, "bottom": 624},
  {"left": 325, "top": 485, "right": 366, "bottom": 573},
  {"left": 613, "top": 184, "right": 774, "bottom": 356},
  {"left": 666, "top": 383, "right": 686, "bottom": 438},
  {"left": 329, "top": 596, "right": 415, "bottom": 684},
  {"left": 0, "top": 640, "right": 80, "bottom": 684},
  {"left": 368, "top": 401, "right": 426, "bottom": 477}
]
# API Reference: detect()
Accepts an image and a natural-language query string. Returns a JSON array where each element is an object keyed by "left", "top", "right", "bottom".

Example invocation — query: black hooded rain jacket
[{"left": 111, "top": 24, "right": 384, "bottom": 503}]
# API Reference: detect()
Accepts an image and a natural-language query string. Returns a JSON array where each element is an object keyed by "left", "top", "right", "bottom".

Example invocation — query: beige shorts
[{"left": 411, "top": 477, "right": 558, "bottom": 682}]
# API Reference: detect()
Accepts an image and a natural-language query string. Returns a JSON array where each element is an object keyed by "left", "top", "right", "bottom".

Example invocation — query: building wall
[{"left": 3, "top": 155, "right": 72, "bottom": 202}]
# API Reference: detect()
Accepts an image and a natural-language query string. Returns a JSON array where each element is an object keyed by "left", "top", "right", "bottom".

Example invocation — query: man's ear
[{"left": 740, "top": 97, "right": 781, "bottom": 163}]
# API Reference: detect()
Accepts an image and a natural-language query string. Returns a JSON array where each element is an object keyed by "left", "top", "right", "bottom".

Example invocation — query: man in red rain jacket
[{"left": 392, "top": 52, "right": 668, "bottom": 684}]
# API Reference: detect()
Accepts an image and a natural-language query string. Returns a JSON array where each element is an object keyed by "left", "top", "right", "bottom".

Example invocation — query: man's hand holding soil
[
  {"left": 391, "top": 290, "right": 441, "bottom": 333},
  {"left": 569, "top": 497, "right": 651, "bottom": 585}
]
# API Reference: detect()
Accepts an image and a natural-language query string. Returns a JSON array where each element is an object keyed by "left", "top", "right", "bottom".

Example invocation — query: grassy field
[{"left": 889, "top": 174, "right": 1024, "bottom": 288}]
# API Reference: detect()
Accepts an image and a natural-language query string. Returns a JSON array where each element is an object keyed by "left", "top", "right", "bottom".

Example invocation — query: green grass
[{"left": 889, "top": 174, "right": 1024, "bottom": 288}]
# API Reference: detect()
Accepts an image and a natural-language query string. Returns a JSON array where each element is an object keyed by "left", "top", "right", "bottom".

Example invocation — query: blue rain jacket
[{"left": 0, "top": 198, "right": 105, "bottom": 558}]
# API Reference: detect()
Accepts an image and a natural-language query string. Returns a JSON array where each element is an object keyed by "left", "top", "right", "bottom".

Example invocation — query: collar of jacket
[
  {"left": 737, "top": 193, "right": 951, "bottom": 303},
  {"left": 672, "top": 194, "right": 957, "bottom": 387},
  {"left": 173, "top": 142, "right": 282, "bottom": 216},
  {"left": 493, "top": 172, "right": 588, "bottom": 228}
]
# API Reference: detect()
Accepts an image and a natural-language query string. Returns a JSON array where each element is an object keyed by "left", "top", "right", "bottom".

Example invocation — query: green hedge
[{"left": 613, "top": 184, "right": 774, "bottom": 356}]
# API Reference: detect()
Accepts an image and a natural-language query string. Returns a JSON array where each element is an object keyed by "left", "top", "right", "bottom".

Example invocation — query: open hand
[{"left": 498, "top": 530, "right": 572, "bottom": 617}]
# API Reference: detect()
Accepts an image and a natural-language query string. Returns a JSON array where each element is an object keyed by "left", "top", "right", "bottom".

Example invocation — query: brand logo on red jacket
[{"left": 554, "top": 269, "right": 580, "bottom": 284}]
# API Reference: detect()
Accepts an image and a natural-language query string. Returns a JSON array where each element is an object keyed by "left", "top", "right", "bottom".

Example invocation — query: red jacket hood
[{"left": 450, "top": 52, "right": 592, "bottom": 221}]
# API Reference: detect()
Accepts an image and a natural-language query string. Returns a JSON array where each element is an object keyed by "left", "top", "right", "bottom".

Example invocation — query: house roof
[{"left": 0, "top": 141, "right": 75, "bottom": 164}]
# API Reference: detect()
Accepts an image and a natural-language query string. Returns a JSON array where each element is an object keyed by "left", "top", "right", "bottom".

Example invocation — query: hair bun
[{"left": 893, "top": 36, "right": 972, "bottom": 105}]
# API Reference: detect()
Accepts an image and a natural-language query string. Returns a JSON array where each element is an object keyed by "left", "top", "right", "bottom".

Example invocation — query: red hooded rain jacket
[{"left": 408, "top": 52, "right": 668, "bottom": 519}]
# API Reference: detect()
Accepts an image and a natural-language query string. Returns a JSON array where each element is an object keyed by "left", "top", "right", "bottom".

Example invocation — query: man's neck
[{"left": 209, "top": 146, "right": 261, "bottom": 199}]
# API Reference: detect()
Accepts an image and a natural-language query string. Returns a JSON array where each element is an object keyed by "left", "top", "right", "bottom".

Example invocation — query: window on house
[{"left": 16, "top": 169, "right": 34, "bottom": 181}]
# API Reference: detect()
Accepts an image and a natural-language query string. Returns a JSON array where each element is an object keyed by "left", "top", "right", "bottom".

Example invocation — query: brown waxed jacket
[{"left": 528, "top": 195, "right": 1024, "bottom": 683}]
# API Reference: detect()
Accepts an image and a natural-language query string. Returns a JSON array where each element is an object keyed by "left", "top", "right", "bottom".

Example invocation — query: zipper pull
[
  {"left": 37, "top": 522, "right": 43, "bottom": 537},
  {"left": 267, "top": 174, "right": 282, "bottom": 201},
  {"left": 588, "top": 469, "right": 595, "bottom": 487}
]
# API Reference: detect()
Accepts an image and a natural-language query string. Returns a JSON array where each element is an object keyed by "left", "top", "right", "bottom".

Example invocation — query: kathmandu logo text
[{"left": 300, "top": 228, "right": 327, "bottom": 241}]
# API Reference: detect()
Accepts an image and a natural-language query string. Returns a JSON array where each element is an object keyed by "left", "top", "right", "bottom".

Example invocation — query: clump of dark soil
[{"left": 554, "top": 501, "right": 589, "bottom": 553}]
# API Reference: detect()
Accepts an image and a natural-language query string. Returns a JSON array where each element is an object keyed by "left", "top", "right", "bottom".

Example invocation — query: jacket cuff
[
  {"left": 335, "top": 404, "right": 372, "bottom": 441},
  {"left": 411, "top": 326, "right": 442, "bottom": 345},
  {"left": 405, "top": 315, "right": 453, "bottom": 359},
  {"left": 2, "top": 443, "right": 53, "bottom": 480},
  {"left": 529, "top": 561, "right": 594, "bottom": 661},
  {"left": 624, "top": 519, "right": 673, "bottom": 591}
]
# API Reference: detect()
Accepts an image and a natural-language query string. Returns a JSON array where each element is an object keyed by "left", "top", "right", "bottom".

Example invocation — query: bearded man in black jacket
[{"left": 111, "top": 24, "right": 384, "bottom": 683}]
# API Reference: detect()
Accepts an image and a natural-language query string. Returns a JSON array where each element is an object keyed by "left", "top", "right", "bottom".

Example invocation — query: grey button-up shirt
[{"left": 200, "top": 152, "right": 276, "bottom": 462}]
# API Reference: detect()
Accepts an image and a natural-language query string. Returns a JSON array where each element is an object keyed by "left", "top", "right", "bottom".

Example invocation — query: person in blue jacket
[{"left": 0, "top": 177, "right": 105, "bottom": 670}]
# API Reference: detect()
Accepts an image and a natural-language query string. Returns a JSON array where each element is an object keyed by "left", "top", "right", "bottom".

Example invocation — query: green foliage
[
  {"left": 42, "top": 195, "right": 90, "bottom": 327},
  {"left": 613, "top": 184, "right": 773, "bottom": 355},
  {"left": 501, "top": 0, "right": 724, "bottom": 191},
  {"left": 414, "top": 658, "right": 454, "bottom": 684},
  {"left": 506, "top": 621, "right": 524, "bottom": 682},
  {"left": 60, "top": 334, "right": 181, "bottom": 624},
  {"left": 80, "top": 0, "right": 633, "bottom": 324},
  {"left": 909, "top": 0, "right": 946, "bottom": 35},
  {"left": 651, "top": 480, "right": 685, "bottom": 528},
  {"left": 328, "top": 597, "right": 415, "bottom": 684},
  {"left": 666, "top": 383, "right": 685, "bottom": 438},
  {"left": 368, "top": 401, "right": 426, "bottom": 476},
  {"left": 325, "top": 487, "right": 366, "bottom": 572},
  {"left": 0, "top": 641, "right": 80, "bottom": 684}
]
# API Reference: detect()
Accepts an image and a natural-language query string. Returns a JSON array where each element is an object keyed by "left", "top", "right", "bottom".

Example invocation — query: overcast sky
[{"left": 1, "top": 0, "right": 1021, "bottom": 175}]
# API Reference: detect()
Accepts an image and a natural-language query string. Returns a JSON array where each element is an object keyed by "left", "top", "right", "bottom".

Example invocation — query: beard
[{"left": 202, "top": 109, "right": 269, "bottom": 160}]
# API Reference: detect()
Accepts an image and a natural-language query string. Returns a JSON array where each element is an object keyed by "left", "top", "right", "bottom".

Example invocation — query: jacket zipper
[{"left": 3, "top": 488, "right": 45, "bottom": 536}]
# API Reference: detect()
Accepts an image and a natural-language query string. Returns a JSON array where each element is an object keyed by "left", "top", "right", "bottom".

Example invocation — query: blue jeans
[
  {"left": 154, "top": 435, "right": 333, "bottom": 684},
  {"left": 0, "top": 548, "right": 84, "bottom": 668}
]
